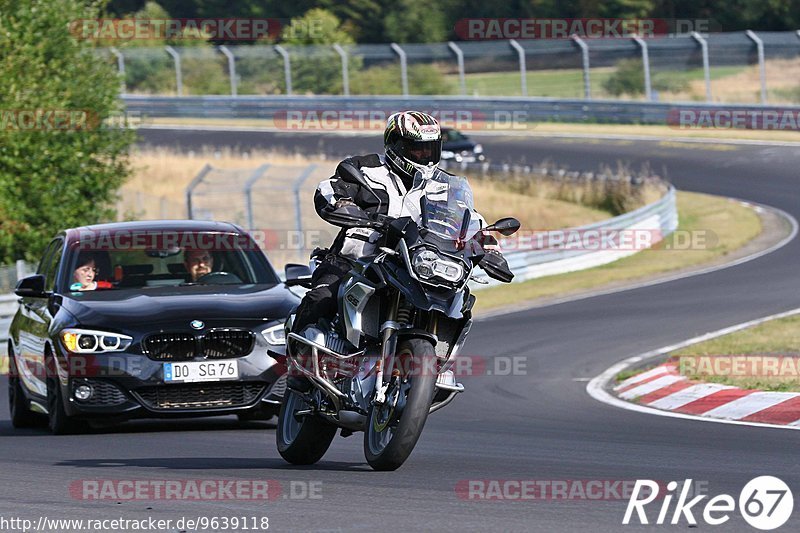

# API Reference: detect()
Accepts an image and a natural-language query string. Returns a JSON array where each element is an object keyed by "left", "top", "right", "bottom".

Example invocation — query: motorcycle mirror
[{"left": 483, "top": 217, "right": 520, "bottom": 236}]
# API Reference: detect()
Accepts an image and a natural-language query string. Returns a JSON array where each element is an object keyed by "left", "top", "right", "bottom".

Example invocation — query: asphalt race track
[{"left": 2, "top": 129, "right": 799, "bottom": 531}]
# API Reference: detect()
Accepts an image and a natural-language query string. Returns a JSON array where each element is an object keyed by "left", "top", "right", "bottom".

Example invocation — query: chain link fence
[{"left": 102, "top": 31, "right": 800, "bottom": 104}]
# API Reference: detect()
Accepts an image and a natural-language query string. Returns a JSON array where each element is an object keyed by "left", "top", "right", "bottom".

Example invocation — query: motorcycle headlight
[
  {"left": 60, "top": 328, "right": 132, "bottom": 354},
  {"left": 412, "top": 249, "right": 465, "bottom": 284},
  {"left": 261, "top": 323, "right": 286, "bottom": 346}
]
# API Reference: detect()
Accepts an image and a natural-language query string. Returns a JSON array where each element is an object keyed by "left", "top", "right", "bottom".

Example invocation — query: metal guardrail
[
  {"left": 0, "top": 294, "right": 18, "bottom": 348},
  {"left": 124, "top": 95, "right": 800, "bottom": 127},
  {"left": 0, "top": 188, "right": 678, "bottom": 343},
  {"left": 478, "top": 186, "right": 678, "bottom": 288}
]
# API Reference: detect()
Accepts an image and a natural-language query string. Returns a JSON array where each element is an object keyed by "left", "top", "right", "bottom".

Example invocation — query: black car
[
  {"left": 441, "top": 127, "right": 485, "bottom": 164},
  {"left": 7, "top": 220, "right": 308, "bottom": 433}
]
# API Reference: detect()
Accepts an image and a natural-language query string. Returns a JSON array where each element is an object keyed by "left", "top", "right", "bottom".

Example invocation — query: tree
[
  {"left": 281, "top": 8, "right": 356, "bottom": 94},
  {"left": 383, "top": 0, "right": 448, "bottom": 43},
  {"left": 0, "top": 0, "right": 134, "bottom": 262}
]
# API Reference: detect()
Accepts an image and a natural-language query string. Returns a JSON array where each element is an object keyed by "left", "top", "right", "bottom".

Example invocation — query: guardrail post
[
  {"left": 571, "top": 35, "right": 591, "bottom": 99},
  {"left": 164, "top": 46, "right": 183, "bottom": 96},
  {"left": 218, "top": 45, "right": 238, "bottom": 97},
  {"left": 15, "top": 260, "right": 27, "bottom": 281},
  {"left": 293, "top": 164, "right": 318, "bottom": 239},
  {"left": 274, "top": 45, "right": 293, "bottom": 96},
  {"left": 244, "top": 164, "right": 271, "bottom": 230},
  {"left": 109, "top": 46, "right": 126, "bottom": 94},
  {"left": 509, "top": 39, "right": 527, "bottom": 97},
  {"left": 390, "top": 43, "right": 409, "bottom": 96},
  {"left": 632, "top": 36, "right": 652, "bottom": 101},
  {"left": 332, "top": 44, "right": 350, "bottom": 96},
  {"left": 448, "top": 41, "right": 467, "bottom": 96},
  {"left": 691, "top": 32, "right": 712, "bottom": 102},
  {"left": 186, "top": 164, "right": 212, "bottom": 219},
  {"left": 746, "top": 30, "right": 768, "bottom": 104}
]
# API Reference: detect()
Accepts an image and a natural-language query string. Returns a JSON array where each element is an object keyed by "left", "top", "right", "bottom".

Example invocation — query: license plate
[{"left": 163, "top": 361, "right": 239, "bottom": 383}]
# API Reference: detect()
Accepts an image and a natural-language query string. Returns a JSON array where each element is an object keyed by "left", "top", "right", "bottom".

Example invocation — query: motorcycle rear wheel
[{"left": 276, "top": 389, "right": 337, "bottom": 465}]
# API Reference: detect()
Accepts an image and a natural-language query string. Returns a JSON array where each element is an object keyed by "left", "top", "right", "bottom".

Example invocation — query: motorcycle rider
[{"left": 290, "top": 110, "right": 507, "bottom": 348}]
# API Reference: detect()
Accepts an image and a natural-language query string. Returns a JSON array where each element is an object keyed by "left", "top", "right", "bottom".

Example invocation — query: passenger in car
[
  {"left": 70, "top": 252, "right": 112, "bottom": 291},
  {"left": 183, "top": 249, "right": 214, "bottom": 282}
]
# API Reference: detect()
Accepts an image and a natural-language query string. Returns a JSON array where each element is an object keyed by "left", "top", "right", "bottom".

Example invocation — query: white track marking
[
  {"left": 647, "top": 383, "right": 732, "bottom": 410},
  {"left": 587, "top": 307, "right": 800, "bottom": 431},
  {"left": 618, "top": 375, "right": 685, "bottom": 400},
  {"left": 614, "top": 365, "right": 672, "bottom": 391},
  {"left": 702, "top": 392, "right": 800, "bottom": 420}
]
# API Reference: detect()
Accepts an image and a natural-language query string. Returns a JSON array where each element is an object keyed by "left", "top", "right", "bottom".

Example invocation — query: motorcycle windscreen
[{"left": 408, "top": 169, "right": 483, "bottom": 243}]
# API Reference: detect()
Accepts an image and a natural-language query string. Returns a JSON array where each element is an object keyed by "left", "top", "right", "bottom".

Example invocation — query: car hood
[{"left": 59, "top": 284, "right": 299, "bottom": 327}]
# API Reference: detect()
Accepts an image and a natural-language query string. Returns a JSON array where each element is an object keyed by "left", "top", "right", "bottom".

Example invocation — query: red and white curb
[
  {"left": 615, "top": 363, "right": 800, "bottom": 426},
  {"left": 587, "top": 307, "right": 800, "bottom": 431}
]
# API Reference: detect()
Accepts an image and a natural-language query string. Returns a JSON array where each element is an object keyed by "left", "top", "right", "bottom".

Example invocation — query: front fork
[
  {"left": 374, "top": 291, "right": 401, "bottom": 405},
  {"left": 373, "top": 292, "right": 440, "bottom": 406}
]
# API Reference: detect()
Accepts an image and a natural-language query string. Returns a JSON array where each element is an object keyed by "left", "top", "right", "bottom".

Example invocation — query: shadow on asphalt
[
  {"left": 0, "top": 418, "right": 277, "bottom": 436},
  {"left": 56, "top": 457, "right": 371, "bottom": 472}
]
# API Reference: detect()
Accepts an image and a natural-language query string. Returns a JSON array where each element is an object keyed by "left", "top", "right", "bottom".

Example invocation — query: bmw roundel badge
[{"left": 190, "top": 320, "right": 204, "bottom": 330}]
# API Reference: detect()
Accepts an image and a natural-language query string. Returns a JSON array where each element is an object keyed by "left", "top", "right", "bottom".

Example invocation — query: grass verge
[
  {"left": 670, "top": 314, "right": 800, "bottom": 392},
  {"left": 474, "top": 191, "right": 762, "bottom": 311}
]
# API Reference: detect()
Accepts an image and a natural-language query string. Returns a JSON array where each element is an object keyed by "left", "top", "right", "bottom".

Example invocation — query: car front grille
[
  {"left": 134, "top": 383, "right": 265, "bottom": 410},
  {"left": 74, "top": 379, "right": 128, "bottom": 406},
  {"left": 265, "top": 374, "right": 287, "bottom": 401},
  {"left": 203, "top": 330, "right": 255, "bottom": 359},
  {"left": 143, "top": 329, "right": 255, "bottom": 361},
  {"left": 143, "top": 333, "right": 196, "bottom": 361}
]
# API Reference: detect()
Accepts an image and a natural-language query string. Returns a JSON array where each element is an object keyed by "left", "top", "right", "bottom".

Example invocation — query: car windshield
[
  {"left": 62, "top": 230, "right": 279, "bottom": 292},
  {"left": 444, "top": 129, "right": 468, "bottom": 142},
  {"left": 413, "top": 169, "right": 483, "bottom": 242}
]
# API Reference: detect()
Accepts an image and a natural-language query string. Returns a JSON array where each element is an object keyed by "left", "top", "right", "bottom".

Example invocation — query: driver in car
[
  {"left": 184, "top": 249, "right": 214, "bottom": 282},
  {"left": 290, "top": 110, "right": 509, "bottom": 339}
]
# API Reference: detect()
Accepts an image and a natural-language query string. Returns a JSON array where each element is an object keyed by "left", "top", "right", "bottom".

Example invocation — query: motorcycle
[{"left": 277, "top": 165, "right": 519, "bottom": 471}]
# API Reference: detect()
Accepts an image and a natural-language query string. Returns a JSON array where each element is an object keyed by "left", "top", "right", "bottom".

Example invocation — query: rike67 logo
[{"left": 624, "top": 477, "right": 793, "bottom": 530}]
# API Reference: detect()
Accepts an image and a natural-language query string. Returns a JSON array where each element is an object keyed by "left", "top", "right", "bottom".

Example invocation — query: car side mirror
[
  {"left": 284, "top": 264, "right": 313, "bottom": 288},
  {"left": 484, "top": 217, "right": 521, "bottom": 236},
  {"left": 15, "top": 274, "right": 49, "bottom": 298}
]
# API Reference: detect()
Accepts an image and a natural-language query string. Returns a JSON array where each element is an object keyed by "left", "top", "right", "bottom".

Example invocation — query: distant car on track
[
  {"left": 7, "top": 220, "right": 309, "bottom": 433},
  {"left": 440, "top": 127, "right": 485, "bottom": 164}
]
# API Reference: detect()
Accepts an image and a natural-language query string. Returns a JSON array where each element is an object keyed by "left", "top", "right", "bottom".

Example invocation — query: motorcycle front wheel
[{"left": 364, "top": 338, "right": 437, "bottom": 471}]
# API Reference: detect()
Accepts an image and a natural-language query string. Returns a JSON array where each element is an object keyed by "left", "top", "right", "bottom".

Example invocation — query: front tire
[
  {"left": 276, "top": 389, "right": 336, "bottom": 465},
  {"left": 364, "top": 339, "right": 437, "bottom": 471},
  {"left": 45, "top": 352, "right": 86, "bottom": 435},
  {"left": 8, "top": 352, "right": 42, "bottom": 428}
]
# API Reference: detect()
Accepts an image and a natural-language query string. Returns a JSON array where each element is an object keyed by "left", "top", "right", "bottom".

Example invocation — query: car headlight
[
  {"left": 473, "top": 144, "right": 483, "bottom": 154},
  {"left": 60, "top": 328, "right": 132, "bottom": 354},
  {"left": 261, "top": 323, "right": 286, "bottom": 345},
  {"left": 441, "top": 150, "right": 455, "bottom": 159},
  {"left": 412, "top": 249, "right": 465, "bottom": 284}
]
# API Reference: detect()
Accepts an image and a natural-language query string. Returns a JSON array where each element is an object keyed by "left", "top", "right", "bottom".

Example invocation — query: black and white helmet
[{"left": 384, "top": 111, "right": 442, "bottom": 183}]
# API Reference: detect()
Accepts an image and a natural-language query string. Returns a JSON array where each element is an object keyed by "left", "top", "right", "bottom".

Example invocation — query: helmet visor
[{"left": 400, "top": 138, "right": 442, "bottom": 166}]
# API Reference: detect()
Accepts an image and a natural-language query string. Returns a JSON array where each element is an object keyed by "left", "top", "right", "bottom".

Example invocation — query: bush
[
  {"left": 603, "top": 59, "right": 689, "bottom": 97},
  {"left": 0, "top": 0, "right": 134, "bottom": 262},
  {"left": 351, "top": 63, "right": 455, "bottom": 95}
]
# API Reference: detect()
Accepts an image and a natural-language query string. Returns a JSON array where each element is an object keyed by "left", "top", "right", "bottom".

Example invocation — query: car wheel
[
  {"left": 45, "top": 352, "right": 86, "bottom": 435},
  {"left": 7, "top": 350, "right": 42, "bottom": 428}
]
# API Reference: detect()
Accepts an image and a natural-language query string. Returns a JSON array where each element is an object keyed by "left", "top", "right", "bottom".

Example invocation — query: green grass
[
  {"left": 449, "top": 65, "right": 746, "bottom": 99},
  {"left": 474, "top": 191, "right": 762, "bottom": 311},
  {"left": 672, "top": 314, "right": 800, "bottom": 392}
]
